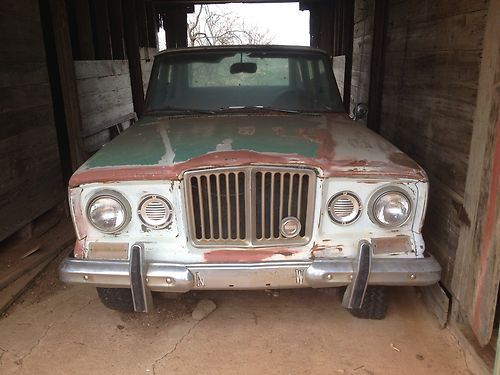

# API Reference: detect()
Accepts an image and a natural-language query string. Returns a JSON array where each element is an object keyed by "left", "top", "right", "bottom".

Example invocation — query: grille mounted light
[
  {"left": 327, "top": 192, "right": 361, "bottom": 225},
  {"left": 138, "top": 195, "right": 173, "bottom": 229}
]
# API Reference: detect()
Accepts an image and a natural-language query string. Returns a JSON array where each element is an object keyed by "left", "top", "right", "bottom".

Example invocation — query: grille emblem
[{"left": 280, "top": 217, "right": 301, "bottom": 238}]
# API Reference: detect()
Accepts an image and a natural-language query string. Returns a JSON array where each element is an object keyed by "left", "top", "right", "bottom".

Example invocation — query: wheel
[
  {"left": 96, "top": 288, "right": 134, "bottom": 312},
  {"left": 348, "top": 286, "right": 388, "bottom": 320}
]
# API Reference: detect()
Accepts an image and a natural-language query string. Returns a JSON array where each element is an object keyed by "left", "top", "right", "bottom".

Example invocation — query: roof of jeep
[{"left": 156, "top": 44, "right": 329, "bottom": 57}]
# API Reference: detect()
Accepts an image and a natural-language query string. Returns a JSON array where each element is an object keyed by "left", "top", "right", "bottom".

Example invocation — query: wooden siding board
[
  {"left": 377, "top": 0, "right": 489, "bottom": 296},
  {"left": 0, "top": 0, "right": 64, "bottom": 241},
  {"left": 74, "top": 60, "right": 134, "bottom": 151},
  {"left": 452, "top": 0, "right": 500, "bottom": 346}
]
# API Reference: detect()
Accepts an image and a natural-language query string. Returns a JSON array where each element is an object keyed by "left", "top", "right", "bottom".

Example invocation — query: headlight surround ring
[
  {"left": 369, "top": 186, "right": 412, "bottom": 228},
  {"left": 86, "top": 190, "right": 131, "bottom": 233},
  {"left": 137, "top": 194, "right": 174, "bottom": 229}
]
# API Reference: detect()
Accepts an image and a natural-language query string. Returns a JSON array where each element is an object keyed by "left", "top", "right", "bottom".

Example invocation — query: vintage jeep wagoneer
[{"left": 60, "top": 45, "right": 440, "bottom": 319}]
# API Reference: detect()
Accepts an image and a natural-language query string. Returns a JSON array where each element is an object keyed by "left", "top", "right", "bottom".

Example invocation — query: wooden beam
[
  {"left": 451, "top": 0, "right": 500, "bottom": 347},
  {"left": 90, "top": 0, "right": 113, "bottom": 59},
  {"left": 108, "top": 0, "right": 126, "bottom": 59},
  {"left": 71, "top": 0, "right": 95, "bottom": 60},
  {"left": 123, "top": 0, "right": 145, "bottom": 115},
  {"left": 49, "top": 0, "right": 85, "bottom": 170},
  {"left": 367, "top": 0, "right": 387, "bottom": 133},
  {"left": 145, "top": 0, "right": 158, "bottom": 48},
  {"left": 163, "top": 5, "right": 189, "bottom": 49},
  {"left": 342, "top": 0, "right": 354, "bottom": 113},
  {"left": 135, "top": 0, "right": 149, "bottom": 47}
]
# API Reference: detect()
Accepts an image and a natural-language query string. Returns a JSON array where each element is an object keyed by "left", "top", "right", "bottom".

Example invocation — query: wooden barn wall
[
  {"left": 0, "top": 0, "right": 64, "bottom": 242},
  {"left": 378, "top": 0, "right": 489, "bottom": 290},
  {"left": 75, "top": 60, "right": 134, "bottom": 152},
  {"left": 350, "top": 0, "right": 374, "bottom": 119}
]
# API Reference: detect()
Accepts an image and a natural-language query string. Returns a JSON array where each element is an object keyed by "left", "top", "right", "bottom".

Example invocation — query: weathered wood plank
[
  {"left": 74, "top": 60, "right": 130, "bottom": 80},
  {"left": 71, "top": 0, "right": 95, "bottom": 60},
  {"left": 50, "top": 0, "right": 85, "bottom": 170},
  {"left": 108, "top": 0, "right": 126, "bottom": 59},
  {"left": 123, "top": 0, "right": 145, "bottom": 115},
  {"left": 90, "top": 0, "right": 112, "bottom": 60},
  {"left": 140, "top": 47, "right": 156, "bottom": 95},
  {"left": 0, "top": 105, "right": 54, "bottom": 142},
  {"left": 0, "top": 63, "right": 50, "bottom": 88},
  {"left": 0, "top": 219, "right": 74, "bottom": 313},
  {"left": 419, "top": 283, "right": 450, "bottom": 328},
  {"left": 79, "top": 87, "right": 133, "bottom": 116},
  {"left": 0, "top": 0, "right": 64, "bottom": 242},
  {"left": 0, "top": 84, "right": 53, "bottom": 114},
  {"left": 451, "top": 0, "right": 500, "bottom": 346},
  {"left": 76, "top": 73, "right": 132, "bottom": 98}
]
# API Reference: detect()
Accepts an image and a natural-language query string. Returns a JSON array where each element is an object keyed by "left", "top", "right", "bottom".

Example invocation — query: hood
[{"left": 70, "top": 113, "right": 426, "bottom": 186}]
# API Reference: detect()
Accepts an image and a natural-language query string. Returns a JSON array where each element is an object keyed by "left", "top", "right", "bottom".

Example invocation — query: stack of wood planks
[{"left": 0, "top": 206, "right": 75, "bottom": 313}]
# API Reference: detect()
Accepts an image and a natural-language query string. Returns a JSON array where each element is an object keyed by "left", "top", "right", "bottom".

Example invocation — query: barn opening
[{"left": 0, "top": 0, "right": 498, "bottom": 372}]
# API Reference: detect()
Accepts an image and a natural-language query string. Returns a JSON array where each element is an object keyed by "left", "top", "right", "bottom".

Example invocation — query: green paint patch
[
  {"left": 85, "top": 122, "right": 166, "bottom": 168},
  {"left": 167, "top": 116, "right": 321, "bottom": 163},
  {"left": 84, "top": 115, "right": 326, "bottom": 169}
]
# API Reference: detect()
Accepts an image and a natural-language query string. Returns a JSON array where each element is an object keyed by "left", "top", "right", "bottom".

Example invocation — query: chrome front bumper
[{"left": 59, "top": 254, "right": 441, "bottom": 291}]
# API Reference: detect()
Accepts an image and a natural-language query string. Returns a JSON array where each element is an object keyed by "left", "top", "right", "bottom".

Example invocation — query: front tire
[
  {"left": 96, "top": 288, "right": 134, "bottom": 312},
  {"left": 349, "top": 286, "right": 388, "bottom": 320}
]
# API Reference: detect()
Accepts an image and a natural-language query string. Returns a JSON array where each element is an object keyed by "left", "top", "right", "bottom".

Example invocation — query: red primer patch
[{"left": 204, "top": 249, "right": 295, "bottom": 263}]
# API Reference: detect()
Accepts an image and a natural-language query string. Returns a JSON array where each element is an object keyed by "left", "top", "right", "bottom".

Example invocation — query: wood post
[
  {"left": 71, "top": 0, "right": 95, "bottom": 60},
  {"left": 123, "top": 0, "right": 145, "bottom": 116},
  {"left": 49, "top": 0, "right": 85, "bottom": 170},
  {"left": 341, "top": 0, "right": 354, "bottom": 113},
  {"left": 162, "top": 6, "right": 190, "bottom": 49},
  {"left": 367, "top": 0, "right": 387, "bottom": 133},
  {"left": 108, "top": 0, "right": 126, "bottom": 59},
  {"left": 451, "top": 0, "right": 500, "bottom": 347},
  {"left": 90, "top": 0, "right": 113, "bottom": 59}
]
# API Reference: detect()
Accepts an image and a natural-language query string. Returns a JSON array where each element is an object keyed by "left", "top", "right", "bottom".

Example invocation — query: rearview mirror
[
  {"left": 230, "top": 62, "right": 257, "bottom": 74},
  {"left": 353, "top": 103, "right": 368, "bottom": 120}
]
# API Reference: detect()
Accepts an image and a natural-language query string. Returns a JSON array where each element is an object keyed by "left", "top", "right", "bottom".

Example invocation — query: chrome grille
[{"left": 184, "top": 167, "right": 316, "bottom": 247}]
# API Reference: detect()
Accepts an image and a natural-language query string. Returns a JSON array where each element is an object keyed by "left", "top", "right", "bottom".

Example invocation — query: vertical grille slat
[
  {"left": 185, "top": 167, "right": 315, "bottom": 247},
  {"left": 235, "top": 173, "right": 241, "bottom": 239}
]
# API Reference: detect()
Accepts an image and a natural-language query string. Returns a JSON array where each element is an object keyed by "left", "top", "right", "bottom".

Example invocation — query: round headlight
[
  {"left": 372, "top": 190, "right": 411, "bottom": 227},
  {"left": 87, "top": 192, "right": 130, "bottom": 233},
  {"left": 327, "top": 192, "right": 361, "bottom": 225},
  {"left": 138, "top": 195, "right": 173, "bottom": 229}
]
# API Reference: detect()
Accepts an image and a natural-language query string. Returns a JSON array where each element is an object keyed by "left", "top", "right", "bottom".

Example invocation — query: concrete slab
[{"left": 0, "top": 254, "right": 471, "bottom": 375}]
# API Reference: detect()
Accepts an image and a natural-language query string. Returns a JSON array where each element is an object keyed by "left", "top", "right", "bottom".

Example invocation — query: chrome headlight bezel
[
  {"left": 327, "top": 191, "right": 362, "bottom": 225},
  {"left": 137, "top": 194, "right": 174, "bottom": 229},
  {"left": 368, "top": 186, "right": 412, "bottom": 228},
  {"left": 86, "top": 190, "right": 131, "bottom": 233}
]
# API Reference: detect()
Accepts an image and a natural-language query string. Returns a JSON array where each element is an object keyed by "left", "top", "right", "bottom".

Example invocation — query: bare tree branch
[{"left": 188, "top": 5, "right": 274, "bottom": 47}]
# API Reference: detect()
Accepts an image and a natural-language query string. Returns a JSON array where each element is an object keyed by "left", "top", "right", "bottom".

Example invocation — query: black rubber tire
[
  {"left": 96, "top": 288, "right": 134, "bottom": 312},
  {"left": 348, "top": 286, "right": 388, "bottom": 320}
]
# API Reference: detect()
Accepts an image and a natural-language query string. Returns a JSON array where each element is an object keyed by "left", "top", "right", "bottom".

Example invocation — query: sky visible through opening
[{"left": 158, "top": 2, "right": 310, "bottom": 50}]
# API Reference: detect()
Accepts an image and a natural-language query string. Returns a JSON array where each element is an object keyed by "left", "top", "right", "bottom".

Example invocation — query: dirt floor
[{"left": 0, "top": 249, "right": 474, "bottom": 375}]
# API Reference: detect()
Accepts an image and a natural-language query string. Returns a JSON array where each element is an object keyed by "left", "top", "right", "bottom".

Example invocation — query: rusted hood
[{"left": 70, "top": 113, "right": 426, "bottom": 187}]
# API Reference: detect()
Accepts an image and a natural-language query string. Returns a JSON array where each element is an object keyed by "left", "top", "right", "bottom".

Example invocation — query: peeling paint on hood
[{"left": 70, "top": 113, "right": 426, "bottom": 187}]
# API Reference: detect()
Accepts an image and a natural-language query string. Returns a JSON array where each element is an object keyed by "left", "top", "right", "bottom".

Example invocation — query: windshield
[{"left": 145, "top": 49, "right": 344, "bottom": 113}]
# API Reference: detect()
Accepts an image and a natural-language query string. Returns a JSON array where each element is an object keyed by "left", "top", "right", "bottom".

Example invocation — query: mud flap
[
  {"left": 342, "top": 240, "right": 372, "bottom": 309},
  {"left": 130, "top": 243, "right": 154, "bottom": 312}
]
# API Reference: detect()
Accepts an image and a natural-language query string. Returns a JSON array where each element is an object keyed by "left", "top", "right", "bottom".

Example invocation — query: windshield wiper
[
  {"left": 217, "top": 106, "right": 305, "bottom": 114},
  {"left": 145, "top": 106, "right": 216, "bottom": 115}
]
